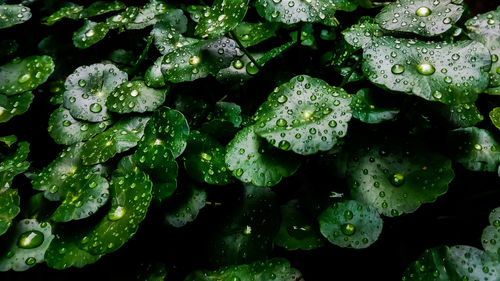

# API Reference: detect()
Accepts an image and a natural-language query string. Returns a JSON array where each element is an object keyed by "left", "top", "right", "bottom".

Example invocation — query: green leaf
[
  {"left": 164, "top": 184, "right": 206, "bottom": 228},
  {"left": 0, "top": 189, "right": 20, "bottom": 236},
  {"left": 0, "top": 56, "right": 55, "bottom": 96},
  {"left": 63, "top": 63, "right": 128, "bottom": 122},
  {"left": 125, "top": 1, "right": 171, "bottom": 30},
  {"left": 482, "top": 207, "right": 500, "bottom": 259},
  {"left": 254, "top": 75, "right": 352, "bottom": 155},
  {"left": 447, "top": 127, "right": 500, "bottom": 172},
  {"left": 41, "top": 4, "right": 83, "bottom": 26},
  {"left": 347, "top": 137, "right": 454, "bottom": 217},
  {"left": 0, "top": 5, "right": 31, "bottom": 29},
  {"left": 145, "top": 55, "right": 167, "bottom": 88},
  {"left": 466, "top": 6, "right": 500, "bottom": 91},
  {"left": 233, "top": 22, "right": 278, "bottom": 48},
  {"left": 151, "top": 22, "right": 199, "bottom": 55},
  {"left": 73, "top": 20, "right": 110, "bottom": 49},
  {"left": 376, "top": 0, "right": 464, "bottom": 37},
  {"left": 184, "top": 258, "right": 303, "bottom": 281},
  {"left": 105, "top": 6, "right": 140, "bottom": 30},
  {"left": 200, "top": 101, "right": 242, "bottom": 138},
  {"left": 107, "top": 81, "right": 167, "bottom": 114},
  {"left": 48, "top": 107, "right": 111, "bottom": 146},
  {"left": 194, "top": 0, "right": 249, "bottom": 39},
  {"left": 141, "top": 107, "right": 190, "bottom": 158},
  {"left": 183, "top": 130, "right": 233, "bottom": 185},
  {"left": 0, "top": 219, "right": 54, "bottom": 271},
  {"left": 257, "top": 36, "right": 298, "bottom": 66},
  {"left": 491, "top": 107, "right": 500, "bottom": 130},
  {"left": 82, "top": 170, "right": 153, "bottom": 255},
  {"left": 50, "top": 173, "right": 109, "bottom": 222},
  {"left": 45, "top": 234, "right": 101, "bottom": 270},
  {"left": 362, "top": 36, "right": 491, "bottom": 105},
  {"left": 274, "top": 200, "right": 325, "bottom": 251},
  {"left": 1, "top": 141, "right": 30, "bottom": 189},
  {"left": 160, "top": 37, "right": 240, "bottom": 83},
  {"left": 79, "top": 1, "right": 126, "bottom": 19},
  {"left": 255, "top": 0, "right": 341, "bottom": 25},
  {"left": 319, "top": 200, "right": 383, "bottom": 249},
  {"left": 225, "top": 126, "right": 300, "bottom": 187},
  {"left": 81, "top": 116, "right": 150, "bottom": 165},
  {"left": 342, "top": 17, "right": 384, "bottom": 49},
  {"left": 436, "top": 102, "right": 484, "bottom": 128},
  {"left": 351, "top": 88, "right": 400, "bottom": 124},
  {"left": 0, "top": 92, "right": 34, "bottom": 123}
]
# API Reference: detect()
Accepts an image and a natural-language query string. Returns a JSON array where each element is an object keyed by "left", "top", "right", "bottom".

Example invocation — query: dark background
[{"left": 1, "top": 0, "right": 500, "bottom": 280}]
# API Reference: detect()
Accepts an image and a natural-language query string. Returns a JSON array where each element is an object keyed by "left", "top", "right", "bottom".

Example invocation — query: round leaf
[
  {"left": 41, "top": 4, "right": 83, "bottom": 26},
  {"left": 0, "top": 56, "right": 55, "bottom": 96},
  {"left": 73, "top": 20, "right": 110, "bottom": 49},
  {"left": 107, "top": 81, "right": 167, "bottom": 114},
  {"left": 45, "top": 235, "right": 101, "bottom": 270},
  {"left": 0, "top": 189, "right": 20, "bottom": 236},
  {"left": 233, "top": 22, "right": 278, "bottom": 48},
  {"left": 491, "top": 107, "right": 500, "bottom": 130},
  {"left": 0, "top": 5, "right": 31, "bottom": 29},
  {"left": 194, "top": 0, "right": 249, "bottom": 38},
  {"left": 255, "top": 0, "right": 340, "bottom": 26},
  {"left": 482, "top": 207, "right": 500, "bottom": 259},
  {"left": 342, "top": 17, "right": 384, "bottom": 49},
  {"left": 151, "top": 22, "right": 198, "bottom": 55},
  {"left": 0, "top": 92, "right": 34, "bottom": 123}
]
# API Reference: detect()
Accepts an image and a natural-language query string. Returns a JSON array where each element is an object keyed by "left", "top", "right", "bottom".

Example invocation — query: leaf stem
[{"left": 229, "top": 31, "right": 262, "bottom": 71}]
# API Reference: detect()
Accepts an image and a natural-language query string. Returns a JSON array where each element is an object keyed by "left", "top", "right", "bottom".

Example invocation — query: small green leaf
[
  {"left": 274, "top": 200, "right": 325, "bottom": 251},
  {"left": 141, "top": 107, "right": 190, "bottom": 158},
  {"left": 482, "top": 207, "right": 500, "bottom": 259},
  {"left": 184, "top": 258, "right": 303, "bottom": 281},
  {"left": 347, "top": 137, "right": 454, "bottom": 217},
  {"left": 0, "top": 92, "right": 34, "bottom": 123},
  {"left": 254, "top": 75, "right": 352, "bottom": 155},
  {"left": 107, "top": 81, "right": 166, "bottom": 114},
  {"left": 0, "top": 135, "right": 17, "bottom": 147},
  {"left": 183, "top": 130, "right": 233, "bottom": 185},
  {"left": 105, "top": 6, "right": 140, "bottom": 29},
  {"left": 79, "top": 1, "right": 125, "bottom": 19},
  {"left": 50, "top": 173, "right": 109, "bottom": 222},
  {"left": 0, "top": 219, "right": 54, "bottom": 271},
  {"left": 362, "top": 36, "right": 491, "bottom": 105},
  {"left": 491, "top": 107, "right": 500, "bottom": 130},
  {"left": 0, "top": 189, "right": 20, "bottom": 236},
  {"left": 63, "top": 63, "right": 128, "bottom": 122},
  {"left": 255, "top": 0, "right": 340, "bottom": 26},
  {"left": 151, "top": 22, "right": 199, "bottom": 55},
  {"left": 233, "top": 22, "right": 278, "bottom": 48},
  {"left": 225, "top": 126, "right": 301, "bottom": 187},
  {"left": 83, "top": 170, "right": 153, "bottom": 255},
  {"left": 0, "top": 56, "right": 55, "bottom": 96},
  {"left": 435, "top": 102, "right": 484, "bottom": 128},
  {"left": 195, "top": 0, "right": 249, "bottom": 38},
  {"left": 73, "top": 20, "right": 110, "bottom": 49},
  {"left": 466, "top": 6, "right": 500, "bottom": 91},
  {"left": 351, "top": 88, "right": 399, "bottom": 124},
  {"left": 376, "top": 0, "right": 464, "bottom": 37},
  {"left": 1, "top": 141, "right": 30, "bottom": 189},
  {"left": 447, "top": 127, "right": 500, "bottom": 172},
  {"left": 164, "top": 184, "right": 206, "bottom": 228},
  {"left": 319, "top": 200, "right": 383, "bottom": 249},
  {"left": 45, "top": 234, "right": 101, "bottom": 270},
  {"left": 48, "top": 107, "right": 111, "bottom": 146},
  {"left": 41, "top": 4, "right": 83, "bottom": 25},
  {"left": 81, "top": 116, "right": 150, "bottom": 165},
  {"left": 0, "top": 5, "right": 31, "bottom": 29},
  {"left": 342, "top": 17, "right": 384, "bottom": 49}
]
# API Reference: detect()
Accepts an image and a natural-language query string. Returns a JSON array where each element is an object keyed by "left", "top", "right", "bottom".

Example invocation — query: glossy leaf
[
  {"left": 41, "top": 4, "right": 83, "bottom": 25},
  {"left": 195, "top": 0, "right": 249, "bottom": 38},
  {"left": 255, "top": 0, "right": 340, "bottom": 26},
  {"left": 164, "top": 184, "right": 206, "bottom": 228},
  {"left": 79, "top": 1, "right": 126, "bottom": 19},
  {"left": 125, "top": 1, "right": 171, "bottom": 30},
  {"left": 0, "top": 189, "right": 20, "bottom": 236},
  {"left": 145, "top": 55, "right": 166, "bottom": 88},
  {"left": 0, "top": 92, "right": 33, "bottom": 123},
  {"left": 342, "top": 17, "right": 384, "bottom": 49},
  {"left": 105, "top": 6, "right": 140, "bottom": 29},
  {"left": 233, "top": 22, "right": 278, "bottom": 48},
  {"left": 73, "top": 20, "right": 110, "bottom": 49},
  {"left": 351, "top": 88, "right": 399, "bottom": 124},
  {"left": 482, "top": 207, "right": 500, "bottom": 259},
  {"left": 0, "top": 141, "right": 30, "bottom": 189},
  {"left": 491, "top": 107, "right": 500, "bottom": 130},
  {"left": 45, "top": 235, "right": 101, "bottom": 270},
  {"left": 107, "top": 81, "right": 167, "bottom": 114},
  {"left": 0, "top": 56, "right": 54, "bottom": 96},
  {"left": 151, "top": 22, "right": 199, "bottom": 55},
  {"left": 0, "top": 5, "right": 31, "bottom": 29},
  {"left": 254, "top": 75, "right": 352, "bottom": 155}
]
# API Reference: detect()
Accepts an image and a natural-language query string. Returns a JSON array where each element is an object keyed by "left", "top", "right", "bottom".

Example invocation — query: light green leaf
[
  {"left": 376, "top": 0, "right": 464, "bottom": 37},
  {"left": 0, "top": 219, "right": 54, "bottom": 271},
  {"left": 482, "top": 207, "right": 500, "bottom": 259},
  {"left": 0, "top": 92, "right": 33, "bottom": 123},
  {"left": 184, "top": 258, "right": 303, "bottom": 281},
  {"left": 0, "top": 5, "right": 31, "bottom": 29},
  {"left": 107, "top": 81, "right": 167, "bottom": 114},
  {"left": 319, "top": 200, "right": 383, "bottom": 249},
  {"left": 491, "top": 107, "right": 500, "bottom": 130},
  {"left": 0, "top": 56, "right": 55, "bottom": 96},
  {"left": 63, "top": 63, "right": 128, "bottom": 122},
  {"left": 254, "top": 75, "right": 352, "bottom": 155},
  {"left": 255, "top": 0, "right": 341, "bottom": 26},
  {"left": 347, "top": 137, "right": 454, "bottom": 217},
  {"left": 225, "top": 126, "right": 301, "bottom": 187},
  {"left": 81, "top": 116, "right": 150, "bottom": 165},
  {"left": 351, "top": 88, "right": 399, "bottom": 124},
  {"left": 0, "top": 189, "right": 20, "bottom": 236},
  {"left": 73, "top": 20, "right": 110, "bottom": 49},
  {"left": 164, "top": 184, "right": 206, "bottom": 228},
  {"left": 233, "top": 22, "right": 278, "bottom": 48},
  {"left": 362, "top": 36, "right": 491, "bottom": 105},
  {"left": 183, "top": 130, "right": 233, "bottom": 185},
  {"left": 274, "top": 200, "right": 325, "bottom": 251},
  {"left": 447, "top": 127, "right": 500, "bottom": 172},
  {"left": 195, "top": 0, "right": 249, "bottom": 38},
  {"left": 48, "top": 107, "right": 111, "bottom": 146}
]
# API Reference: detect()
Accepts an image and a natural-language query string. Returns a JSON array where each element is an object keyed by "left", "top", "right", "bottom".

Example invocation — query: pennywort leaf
[
  {"left": 0, "top": 56, "right": 55, "bottom": 96},
  {"left": 0, "top": 5, "right": 31, "bottom": 29},
  {"left": 195, "top": 0, "right": 250, "bottom": 39},
  {"left": 0, "top": 92, "right": 34, "bottom": 124},
  {"left": 107, "top": 81, "right": 167, "bottom": 114}
]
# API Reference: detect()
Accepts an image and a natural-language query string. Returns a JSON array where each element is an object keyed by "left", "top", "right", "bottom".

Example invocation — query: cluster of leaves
[{"left": 0, "top": 0, "right": 499, "bottom": 280}]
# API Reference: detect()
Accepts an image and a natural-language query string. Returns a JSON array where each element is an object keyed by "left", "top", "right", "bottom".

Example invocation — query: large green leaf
[
  {"left": 63, "top": 63, "right": 128, "bottom": 122},
  {"left": 0, "top": 56, "right": 54, "bottom": 96},
  {"left": 0, "top": 5, "right": 31, "bottom": 29},
  {"left": 255, "top": 0, "right": 342, "bottom": 26},
  {"left": 48, "top": 107, "right": 111, "bottom": 146},
  {"left": 319, "top": 200, "right": 383, "bottom": 249},
  {"left": 184, "top": 258, "right": 303, "bottom": 281},
  {"left": 107, "top": 81, "right": 167, "bottom": 114},
  {"left": 0, "top": 219, "right": 54, "bottom": 271},
  {"left": 482, "top": 207, "right": 500, "bottom": 259},
  {"left": 194, "top": 0, "right": 249, "bottom": 38},
  {"left": 254, "top": 75, "right": 352, "bottom": 155},
  {"left": 225, "top": 126, "right": 301, "bottom": 187},
  {"left": 347, "top": 137, "right": 454, "bottom": 217},
  {"left": 466, "top": 6, "right": 500, "bottom": 93},
  {"left": 81, "top": 116, "right": 150, "bottom": 165},
  {"left": 362, "top": 36, "right": 491, "bottom": 105},
  {"left": 164, "top": 184, "right": 206, "bottom": 228},
  {"left": 0, "top": 92, "right": 33, "bottom": 123},
  {"left": 183, "top": 130, "right": 233, "bottom": 185},
  {"left": 73, "top": 20, "right": 110, "bottom": 49},
  {"left": 274, "top": 200, "right": 325, "bottom": 251},
  {"left": 375, "top": 0, "right": 464, "bottom": 37},
  {"left": 447, "top": 127, "right": 500, "bottom": 172}
]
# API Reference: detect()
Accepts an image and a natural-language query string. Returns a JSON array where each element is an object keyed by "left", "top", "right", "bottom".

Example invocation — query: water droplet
[
  {"left": 189, "top": 55, "right": 200, "bottom": 65},
  {"left": 278, "top": 140, "right": 291, "bottom": 150},
  {"left": 341, "top": 223, "right": 356, "bottom": 236},
  {"left": 130, "top": 89, "right": 139, "bottom": 97},
  {"left": 417, "top": 62, "right": 435, "bottom": 75},
  {"left": 344, "top": 210, "right": 353, "bottom": 220},
  {"left": 452, "top": 54, "right": 460, "bottom": 60},
  {"left": 18, "top": 231, "right": 44, "bottom": 249},
  {"left": 18, "top": 73, "right": 30, "bottom": 83},
  {"left": 201, "top": 152, "right": 212, "bottom": 161},
  {"left": 108, "top": 206, "right": 125, "bottom": 221},
  {"left": 277, "top": 95, "right": 288, "bottom": 103},
  {"left": 389, "top": 173, "right": 405, "bottom": 187},
  {"left": 233, "top": 59, "right": 243, "bottom": 69},
  {"left": 25, "top": 257, "right": 36, "bottom": 265},
  {"left": 415, "top": 6, "right": 431, "bottom": 17},
  {"left": 432, "top": 91, "right": 442, "bottom": 99},
  {"left": 246, "top": 62, "right": 259, "bottom": 75},
  {"left": 474, "top": 144, "right": 482, "bottom": 150},
  {"left": 391, "top": 64, "right": 405, "bottom": 74},
  {"left": 89, "top": 103, "right": 102, "bottom": 113},
  {"left": 276, "top": 118, "right": 287, "bottom": 127}
]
